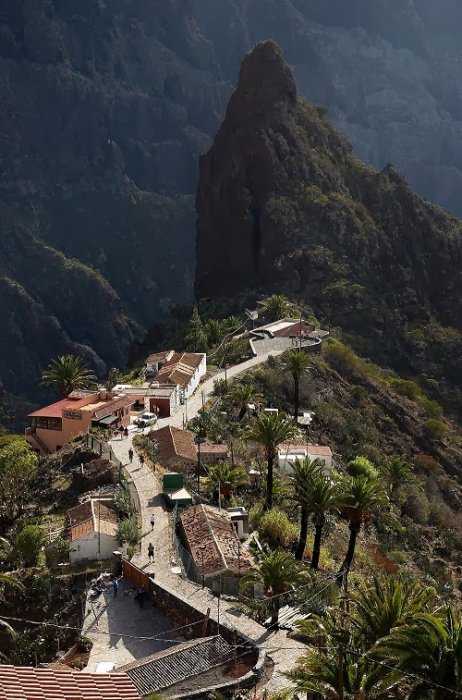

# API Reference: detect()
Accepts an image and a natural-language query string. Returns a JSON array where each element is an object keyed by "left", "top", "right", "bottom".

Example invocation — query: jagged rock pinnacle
[{"left": 225, "top": 40, "right": 297, "bottom": 122}]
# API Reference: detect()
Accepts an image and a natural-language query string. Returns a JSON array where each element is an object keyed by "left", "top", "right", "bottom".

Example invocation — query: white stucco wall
[
  {"left": 183, "top": 354, "right": 207, "bottom": 399},
  {"left": 69, "top": 532, "right": 118, "bottom": 563}
]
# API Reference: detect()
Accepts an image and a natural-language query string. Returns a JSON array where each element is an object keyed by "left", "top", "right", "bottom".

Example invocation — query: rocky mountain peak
[{"left": 225, "top": 40, "right": 297, "bottom": 123}]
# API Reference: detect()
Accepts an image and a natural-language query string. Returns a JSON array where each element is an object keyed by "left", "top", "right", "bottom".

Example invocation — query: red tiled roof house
[
  {"left": 0, "top": 664, "right": 140, "bottom": 699},
  {"left": 178, "top": 504, "right": 252, "bottom": 595},
  {"left": 67, "top": 499, "right": 119, "bottom": 563},
  {"left": 25, "top": 390, "right": 135, "bottom": 455}
]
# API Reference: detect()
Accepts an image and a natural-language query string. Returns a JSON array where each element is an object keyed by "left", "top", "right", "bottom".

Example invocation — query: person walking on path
[
  {"left": 140, "top": 454, "right": 145, "bottom": 466},
  {"left": 128, "top": 447, "right": 134, "bottom": 463},
  {"left": 111, "top": 578, "right": 118, "bottom": 598},
  {"left": 148, "top": 542, "right": 154, "bottom": 563},
  {"left": 119, "top": 425, "right": 124, "bottom": 440},
  {"left": 123, "top": 427, "right": 128, "bottom": 439},
  {"left": 150, "top": 514, "right": 155, "bottom": 530}
]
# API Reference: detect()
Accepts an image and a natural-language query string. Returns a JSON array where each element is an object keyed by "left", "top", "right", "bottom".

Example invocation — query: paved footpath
[{"left": 108, "top": 349, "right": 308, "bottom": 691}]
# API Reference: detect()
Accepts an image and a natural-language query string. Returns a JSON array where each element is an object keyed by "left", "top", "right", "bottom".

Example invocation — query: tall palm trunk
[
  {"left": 238, "top": 405, "right": 247, "bottom": 420},
  {"left": 265, "top": 452, "right": 275, "bottom": 511},
  {"left": 270, "top": 598, "right": 280, "bottom": 626},
  {"left": 337, "top": 521, "right": 361, "bottom": 586},
  {"left": 311, "top": 513, "right": 326, "bottom": 570},
  {"left": 293, "top": 373, "right": 300, "bottom": 422},
  {"left": 295, "top": 505, "right": 309, "bottom": 560}
]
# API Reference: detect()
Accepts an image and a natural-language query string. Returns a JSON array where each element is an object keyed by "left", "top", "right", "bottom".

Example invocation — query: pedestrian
[
  {"left": 119, "top": 425, "right": 124, "bottom": 440},
  {"left": 123, "top": 427, "right": 128, "bottom": 439},
  {"left": 111, "top": 578, "right": 118, "bottom": 598},
  {"left": 150, "top": 513, "right": 155, "bottom": 530},
  {"left": 140, "top": 454, "right": 145, "bottom": 466},
  {"left": 148, "top": 542, "right": 154, "bottom": 563},
  {"left": 137, "top": 586, "right": 144, "bottom": 608},
  {"left": 128, "top": 447, "right": 134, "bottom": 463}
]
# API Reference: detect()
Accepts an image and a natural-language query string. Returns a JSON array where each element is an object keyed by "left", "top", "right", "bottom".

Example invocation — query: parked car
[{"left": 135, "top": 412, "right": 157, "bottom": 428}]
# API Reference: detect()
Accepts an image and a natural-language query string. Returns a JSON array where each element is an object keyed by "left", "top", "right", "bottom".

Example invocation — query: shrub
[
  {"left": 347, "top": 456, "right": 378, "bottom": 481},
  {"left": 11, "top": 525, "right": 44, "bottom": 567},
  {"left": 127, "top": 544, "right": 136, "bottom": 560},
  {"left": 351, "top": 385, "right": 367, "bottom": 402},
  {"left": 423, "top": 419, "right": 446, "bottom": 441},
  {"left": 388, "top": 378, "right": 421, "bottom": 401},
  {"left": 117, "top": 516, "right": 140, "bottom": 546},
  {"left": 420, "top": 398, "right": 444, "bottom": 419},
  {"left": 259, "top": 508, "right": 298, "bottom": 548}
]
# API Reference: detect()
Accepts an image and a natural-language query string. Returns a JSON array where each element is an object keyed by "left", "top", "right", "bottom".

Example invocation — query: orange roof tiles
[
  {"left": 151, "top": 426, "right": 196, "bottom": 463},
  {"left": 179, "top": 505, "right": 252, "bottom": 578},
  {"left": 278, "top": 442, "right": 333, "bottom": 457},
  {"left": 0, "top": 665, "right": 140, "bottom": 699},
  {"left": 200, "top": 444, "right": 229, "bottom": 455},
  {"left": 92, "top": 396, "right": 135, "bottom": 421},
  {"left": 154, "top": 352, "right": 204, "bottom": 389},
  {"left": 28, "top": 398, "right": 81, "bottom": 419},
  {"left": 67, "top": 501, "right": 118, "bottom": 541},
  {"left": 146, "top": 350, "right": 174, "bottom": 364}
]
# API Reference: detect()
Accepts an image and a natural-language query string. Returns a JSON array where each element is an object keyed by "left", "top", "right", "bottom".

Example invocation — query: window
[{"left": 31, "top": 417, "right": 62, "bottom": 431}]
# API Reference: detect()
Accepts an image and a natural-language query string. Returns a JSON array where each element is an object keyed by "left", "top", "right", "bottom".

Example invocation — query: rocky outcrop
[
  {"left": 195, "top": 0, "right": 462, "bottom": 216},
  {"left": 195, "top": 41, "right": 462, "bottom": 405}
]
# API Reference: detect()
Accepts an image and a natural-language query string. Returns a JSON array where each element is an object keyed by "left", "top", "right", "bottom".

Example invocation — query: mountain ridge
[{"left": 195, "top": 40, "right": 462, "bottom": 411}]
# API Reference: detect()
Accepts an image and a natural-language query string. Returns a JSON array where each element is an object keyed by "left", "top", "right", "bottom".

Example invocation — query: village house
[
  {"left": 150, "top": 425, "right": 197, "bottom": 470},
  {"left": 278, "top": 442, "right": 334, "bottom": 475},
  {"left": 200, "top": 443, "right": 230, "bottom": 464},
  {"left": 112, "top": 383, "right": 180, "bottom": 418},
  {"left": 119, "top": 636, "right": 238, "bottom": 699},
  {"left": 178, "top": 504, "right": 252, "bottom": 594},
  {"left": 25, "top": 389, "right": 135, "bottom": 455},
  {"left": 145, "top": 350, "right": 206, "bottom": 400},
  {"left": 67, "top": 499, "right": 119, "bottom": 563},
  {"left": 0, "top": 664, "right": 140, "bottom": 699}
]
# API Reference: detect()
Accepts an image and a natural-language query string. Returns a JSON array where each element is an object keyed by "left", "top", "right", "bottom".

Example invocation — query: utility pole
[
  {"left": 97, "top": 488, "right": 101, "bottom": 558},
  {"left": 197, "top": 438, "right": 202, "bottom": 493}
]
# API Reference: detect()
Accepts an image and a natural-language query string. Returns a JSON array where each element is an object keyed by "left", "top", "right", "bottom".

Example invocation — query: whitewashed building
[
  {"left": 278, "top": 442, "right": 334, "bottom": 475},
  {"left": 67, "top": 499, "right": 119, "bottom": 563}
]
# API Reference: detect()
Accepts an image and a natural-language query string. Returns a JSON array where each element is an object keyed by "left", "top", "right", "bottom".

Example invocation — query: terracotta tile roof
[
  {"left": 146, "top": 350, "right": 174, "bottom": 364},
  {"left": 119, "top": 636, "right": 233, "bottom": 695},
  {"left": 179, "top": 505, "right": 252, "bottom": 578},
  {"left": 151, "top": 426, "right": 196, "bottom": 463},
  {"left": 28, "top": 398, "right": 81, "bottom": 419},
  {"left": 278, "top": 442, "right": 333, "bottom": 457},
  {"left": 272, "top": 320, "right": 315, "bottom": 337},
  {"left": 67, "top": 501, "right": 118, "bottom": 541},
  {"left": 154, "top": 352, "right": 205, "bottom": 389},
  {"left": 200, "top": 444, "right": 229, "bottom": 455},
  {"left": 0, "top": 665, "right": 140, "bottom": 699},
  {"left": 92, "top": 396, "right": 135, "bottom": 421}
]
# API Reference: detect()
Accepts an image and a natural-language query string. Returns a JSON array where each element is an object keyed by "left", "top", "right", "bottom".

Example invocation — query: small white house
[
  {"left": 278, "top": 442, "right": 334, "bottom": 475},
  {"left": 67, "top": 499, "right": 119, "bottom": 563}
]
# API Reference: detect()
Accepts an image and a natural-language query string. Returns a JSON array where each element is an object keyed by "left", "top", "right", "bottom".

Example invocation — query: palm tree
[
  {"left": 308, "top": 474, "right": 339, "bottom": 570},
  {"left": 229, "top": 382, "right": 261, "bottom": 420},
  {"left": 349, "top": 576, "right": 435, "bottom": 648},
  {"left": 239, "top": 550, "right": 308, "bottom": 625},
  {"left": 204, "top": 462, "right": 248, "bottom": 503},
  {"left": 259, "top": 294, "right": 294, "bottom": 322},
  {"left": 290, "top": 457, "right": 323, "bottom": 561},
  {"left": 337, "top": 476, "right": 387, "bottom": 586},
  {"left": 206, "top": 319, "right": 224, "bottom": 346},
  {"left": 245, "top": 412, "right": 298, "bottom": 510},
  {"left": 284, "top": 349, "right": 312, "bottom": 421},
  {"left": 41, "top": 354, "right": 96, "bottom": 398},
  {"left": 375, "top": 607, "right": 462, "bottom": 699},
  {"left": 382, "top": 456, "right": 414, "bottom": 497},
  {"left": 289, "top": 640, "right": 396, "bottom": 700}
]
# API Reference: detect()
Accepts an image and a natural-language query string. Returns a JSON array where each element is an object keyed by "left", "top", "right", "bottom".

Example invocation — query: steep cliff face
[
  {"left": 0, "top": 201, "right": 138, "bottom": 402},
  {"left": 0, "top": 0, "right": 230, "bottom": 410},
  {"left": 195, "top": 0, "right": 462, "bottom": 216},
  {"left": 195, "top": 41, "right": 462, "bottom": 401}
]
